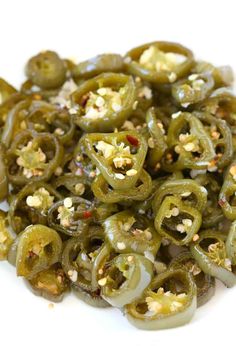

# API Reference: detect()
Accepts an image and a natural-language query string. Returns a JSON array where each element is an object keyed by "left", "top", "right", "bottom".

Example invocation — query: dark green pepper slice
[
  {"left": 125, "top": 268, "right": 196, "bottom": 330},
  {"left": 99, "top": 253, "right": 153, "bottom": 307},
  {"left": 71, "top": 73, "right": 136, "bottom": 132},
  {"left": 72, "top": 54, "right": 124, "bottom": 80},
  {"left": 190, "top": 230, "right": 236, "bottom": 287},
  {"left": 16, "top": 224, "right": 62, "bottom": 279},
  {"left": 103, "top": 210, "right": 161, "bottom": 258},
  {"left": 124, "top": 41, "right": 194, "bottom": 84},
  {"left": 25, "top": 51, "right": 67, "bottom": 89},
  {"left": 82, "top": 131, "right": 147, "bottom": 190}
]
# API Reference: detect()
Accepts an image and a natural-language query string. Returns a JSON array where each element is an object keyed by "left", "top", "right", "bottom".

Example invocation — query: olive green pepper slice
[
  {"left": 16, "top": 224, "right": 62, "bottom": 279},
  {"left": 48, "top": 196, "right": 94, "bottom": 237},
  {"left": 172, "top": 73, "right": 214, "bottom": 107},
  {"left": 162, "top": 112, "right": 215, "bottom": 171},
  {"left": 71, "top": 73, "right": 136, "bottom": 132},
  {"left": 8, "top": 181, "right": 62, "bottom": 234},
  {"left": 92, "top": 169, "right": 152, "bottom": 203},
  {"left": 219, "top": 160, "right": 236, "bottom": 220},
  {"left": 82, "top": 131, "right": 147, "bottom": 190},
  {"left": 125, "top": 41, "right": 194, "bottom": 84},
  {"left": 152, "top": 178, "right": 208, "bottom": 213},
  {"left": 0, "top": 210, "right": 16, "bottom": 260},
  {"left": 0, "top": 78, "right": 17, "bottom": 104},
  {"left": 0, "top": 144, "right": 8, "bottom": 201},
  {"left": 6, "top": 129, "right": 64, "bottom": 185},
  {"left": 226, "top": 221, "right": 236, "bottom": 265},
  {"left": 103, "top": 210, "right": 161, "bottom": 257},
  {"left": 27, "top": 263, "right": 70, "bottom": 302},
  {"left": 99, "top": 253, "right": 153, "bottom": 307},
  {"left": 146, "top": 107, "right": 167, "bottom": 167},
  {"left": 73, "top": 286, "right": 110, "bottom": 308},
  {"left": 25, "top": 51, "right": 67, "bottom": 89},
  {"left": 72, "top": 54, "right": 124, "bottom": 80},
  {"left": 194, "top": 111, "right": 233, "bottom": 169},
  {"left": 170, "top": 251, "right": 215, "bottom": 307},
  {"left": 155, "top": 196, "right": 202, "bottom": 246},
  {"left": 125, "top": 268, "right": 196, "bottom": 330},
  {"left": 190, "top": 230, "right": 236, "bottom": 287}
]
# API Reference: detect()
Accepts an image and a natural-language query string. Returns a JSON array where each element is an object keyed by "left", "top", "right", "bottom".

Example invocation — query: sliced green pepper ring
[
  {"left": 27, "top": 263, "right": 70, "bottom": 302},
  {"left": 92, "top": 169, "right": 152, "bottom": 203},
  {"left": 152, "top": 178, "right": 208, "bottom": 213},
  {"left": 0, "top": 144, "right": 8, "bottom": 201},
  {"left": 125, "top": 268, "right": 196, "bottom": 330},
  {"left": 73, "top": 286, "right": 110, "bottom": 308},
  {"left": 8, "top": 181, "right": 62, "bottom": 234},
  {"left": 194, "top": 111, "right": 233, "bottom": 169},
  {"left": 190, "top": 230, "right": 236, "bottom": 287},
  {"left": 71, "top": 72, "right": 136, "bottom": 132},
  {"left": 162, "top": 112, "right": 215, "bottom": 171},
  {"left": 0, "top": 93, "right": 25, "bottom": 130},
  {"left": 25, "top": 50, "right": 67, "bottom": 90},
  {"left": 226, "top": 221, "right": 236, "bottom": 266},
  {"left": 0, "top": 210, "right": 16, "bottom": 261},
  {"left": 52, "top": 174, "right": 91, "bottom": 198},
  {"left": 219, "top": 160, "right": 236, "bottom": 220},
  {"left": 16, "top": 224, "right": 62, "bottom": 279},
  {"left": 72, "top": 54, "right": 125, "bottom": 80},
  {"left": 124, "top": 41, "right": 194, "bottom": 84},
  {"left": 6, "top": 129, "right": 64, "bottom": 186},
  {"left": 99, "top": 253, "right": 153, "bottom": 307},
  {"left": 172, "top": 73, "right": 214, "bottom": 106},
  {"left": 154, "top": 196, "right": 202, "bottom": 246},
  {"left": 103, "top": 210, "right": 161, "bottom": 258},
  {"left": 82, "top": 131, "right": 147, "bottom": 190},
  {"left": 48, "top": 196, "right": 94, "bottom": 237},
  {"left": 170, "top": 251, "right": 215, "bottom": 307},
  {"left": 62, "top": 228, "right": 105, "bottom": 292},
  {"left": 146, "top": 107, "right": 167, "bottom": 167}
]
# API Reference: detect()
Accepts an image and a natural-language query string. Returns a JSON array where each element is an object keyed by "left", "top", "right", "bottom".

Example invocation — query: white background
[{"left": 0, "top": 1, "right": 235, "bottom": 345}]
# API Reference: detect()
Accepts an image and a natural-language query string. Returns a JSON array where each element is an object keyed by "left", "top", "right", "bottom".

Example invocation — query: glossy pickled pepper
[{"left": 0, "top": 42, "right": 235, "bottom": 331}]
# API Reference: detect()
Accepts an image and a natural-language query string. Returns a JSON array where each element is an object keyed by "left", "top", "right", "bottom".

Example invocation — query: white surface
[{"left": 0, "top": 1, "right": 236, "bottom": 345}]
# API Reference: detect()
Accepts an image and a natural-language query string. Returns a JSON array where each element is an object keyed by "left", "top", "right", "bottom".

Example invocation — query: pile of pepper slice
[{"left": 0, "top": 42, "right": 236, "bottom": 330}]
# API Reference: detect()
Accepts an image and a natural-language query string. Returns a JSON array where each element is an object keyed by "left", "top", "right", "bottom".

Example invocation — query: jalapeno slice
[
  {"left": 71, "top": 73, "right": 136, "bottom": 132},
  {"left": 82, "top": 131, "right": 147, "bottom": 190},
  {"left": 6, "top": 129, "right": 64, "bottom": 185},
  {"left": 103, "top": 210, "right": 161, "bottom": 257},
  {"left": 99, "top": 253, "right": 153, "bottom": 307},
  {"left": 125, "top": 268, "right": 196, "bottom": 330},
  {"left": 190, "top": 230, "right": 236, "bottom": 287},
  {"left": 125, "top": 41, "right": 194, "bottom": 84},
  {"left": 16, "top": 224, "right": 62, "bottom": 279}
]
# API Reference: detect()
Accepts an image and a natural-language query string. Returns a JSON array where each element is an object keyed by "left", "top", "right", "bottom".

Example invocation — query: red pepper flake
[
  {"left": 83, "top": 211, "right": 92, "bottom": 219},
  {"left": 218, "top": 197, "right": 226, "bottom": 207},
  {"left": 126, "top": 135, "right": 139, "bottom": 147},
  {"left": 81, "top": 94, "right": 89, "bottom": 107}
]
